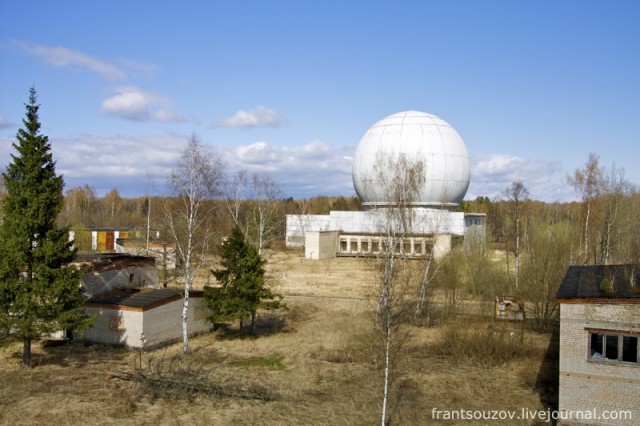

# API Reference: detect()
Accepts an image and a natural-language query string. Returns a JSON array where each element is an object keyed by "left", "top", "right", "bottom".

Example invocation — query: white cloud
[
  {"left": 0, "top": 132, "right": 579, "bottom": 202},
  {"left": 0, "top": 113, "right": 10, "bottom": 129},
  {"left": 50, "top": 133, "right": 186, "bottom": 196},
  {"left": 100, "top": 87, "right": 188, "bottom": 123},
  {"left": 229, "top": 140, "right": 354, "bottom": 197},
  {"left": 468, "top": 154, "right": 573, "bottom": 202},
  {"left": 48, "top": 135, "right": 353, "bottom": 198},
  {"left": 0, "top": 136, "right": 14, "bottom": 167},
  {"left": 217, "top": 106, "right": 285, "bottom": 128},
  {"left": 13, "top": 41, "right": 126, "bottom": 80}
]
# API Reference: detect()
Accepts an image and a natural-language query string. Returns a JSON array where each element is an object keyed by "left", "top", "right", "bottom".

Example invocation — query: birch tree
[
  {"left": 225, "top": 168, "right": 249, "bottom": 234},
  {"left": 521, "top": 221, "right": 577, "bottom": 332},
  {"left": 567, "top": 153, "right": 605, "bottom": 265},
  {"left": 249, "top": 173, "right": 283, "bottom": 255},
  {"left": 368, "top": 152, "right": 423, "bottom": 426},
  {"left": 224, "top": 170, "right": 283, "bottom": 256},
  {"left": 503, "top": 180, "right": 529, "bottom": 290},
  {"left": 598, "top": 165, "right": 633, "bottom": 265},
  {"left": 163, "top": 134, "right": 224, "bottom": 354}
]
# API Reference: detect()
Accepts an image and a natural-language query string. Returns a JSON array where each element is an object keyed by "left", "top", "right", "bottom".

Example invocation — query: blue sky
[{"left": 1, "top": 1, "right": 638, "bottom": 202}]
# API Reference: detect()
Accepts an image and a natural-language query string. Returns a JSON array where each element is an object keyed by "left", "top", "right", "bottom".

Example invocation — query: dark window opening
[
  {"left": 590, "top": 333, "right": 603, "bottom": 358},
  {"left": 623, "top": 336, "right": 638, "bottom": 363},
  {"left": 605, "top": 335, "right": 619, "bottom": 360},
  {"left": 590, "top": 332, "right": 639, "bottom": 364}
]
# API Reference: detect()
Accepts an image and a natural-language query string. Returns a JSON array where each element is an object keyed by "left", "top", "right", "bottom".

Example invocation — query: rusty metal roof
[
  {"left": 557, "top": 264, "right": 640, "bottom": 301},
  {"left": 86, "top": 288, "right": 203, "bottom": 310}
]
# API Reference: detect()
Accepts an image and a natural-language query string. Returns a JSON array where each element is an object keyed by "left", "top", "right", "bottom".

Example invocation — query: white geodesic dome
[{"left": 352, "top": 111, "right": 470, "bottom": 208}]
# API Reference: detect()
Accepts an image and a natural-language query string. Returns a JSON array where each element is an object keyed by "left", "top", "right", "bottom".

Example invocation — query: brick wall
[{"left": 559, "top": 302, "right": 640, "bottom": 425}]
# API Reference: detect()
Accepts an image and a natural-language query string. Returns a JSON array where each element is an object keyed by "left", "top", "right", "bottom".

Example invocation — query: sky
[{"left": 1, "top": 1, "right": 639, "bottom": 202}]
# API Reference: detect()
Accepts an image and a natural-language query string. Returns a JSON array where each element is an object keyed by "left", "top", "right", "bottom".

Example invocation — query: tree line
[{"left": 3, "top": 88, "right": 639, "bottom": 376}]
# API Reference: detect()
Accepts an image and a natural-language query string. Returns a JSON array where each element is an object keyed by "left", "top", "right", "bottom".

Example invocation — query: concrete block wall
[
  {"left": 286, "top": 208, "right": 468, "bottom": 249},
  {"left": 84, "top": 307, "right": 142, "bottom": 347},
  {"left": 143, "top": 296, "right": 212, "bottom": 348},
  {"left": 84, "top": 296, "right": 211, "bottom": 349},
  {"left": 305, "top": 231, "right": 339, "bottom": 260},
  {"left": 559, "top": 302, "right": 640, "bottom": 425}
]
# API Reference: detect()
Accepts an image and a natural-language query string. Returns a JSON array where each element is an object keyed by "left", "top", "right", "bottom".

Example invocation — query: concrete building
[
  {"left": 556, "top": 264, "right": 640, "bottom": 425},
  {"left": 84, "top": 288, "right": 210, "bottom": 348},
  {"left": 115, "top": 239, "right": 177, "bottom": 271},
  {"left": 76, "top": 253, "right": 211, "bottom": 348},
  {"left": 70, "top": 227, "right": 136, "bottom": 252},
  {"left": 286, "top": 111, "right": 485, "bottom": 259},
  {"left": 75, "top": 253, "right": 158, "bottom": 297}
]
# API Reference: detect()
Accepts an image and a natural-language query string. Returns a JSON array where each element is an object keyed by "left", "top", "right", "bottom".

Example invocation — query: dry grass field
[{"left": 0, "top": 252, "right": 557, "bottom": 425}]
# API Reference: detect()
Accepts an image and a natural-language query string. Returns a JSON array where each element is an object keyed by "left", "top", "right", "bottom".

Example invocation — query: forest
[{"left": 56, "top": 152, "right": 640, "bottom": 267}]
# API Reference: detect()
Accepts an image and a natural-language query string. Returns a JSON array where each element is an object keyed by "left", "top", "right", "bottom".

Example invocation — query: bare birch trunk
[
  {"left": 182, "top": 285, "right": 189, "bottom": 353},
  {"left": 381, "top": 318, "right": 391, "bottom": 426},
  {"left": 515, "top": 212, "right": 520, "bottom": 289}
]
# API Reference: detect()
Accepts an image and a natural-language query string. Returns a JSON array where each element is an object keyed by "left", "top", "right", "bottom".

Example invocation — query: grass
[
  {"left": 0, "top": 253, "right": 556, "bottom": 425},
  {"left": 230, "top": 355, "right": 286, "bottom": 370},
  {"left": 432, "top": 317, "right": 540, "bottom": 366}
]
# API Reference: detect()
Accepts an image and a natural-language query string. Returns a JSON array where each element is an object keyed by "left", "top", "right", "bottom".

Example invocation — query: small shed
[
  {"left": 494, "top": 296, "right": 525, "bottom": 321},
  {"left": 83, "top": 288, "right": 211, "bottom": 348}
]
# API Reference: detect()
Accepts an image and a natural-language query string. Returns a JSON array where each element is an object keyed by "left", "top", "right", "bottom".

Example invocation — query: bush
[{"left": 431, "top": 319, "right": 535, "bottom": 366}]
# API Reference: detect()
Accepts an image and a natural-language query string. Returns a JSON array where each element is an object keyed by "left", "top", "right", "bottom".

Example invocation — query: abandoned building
[
  {"left": 285, "top": 111, "right": 485, "bottom": 260},
  {"left": 76, "top": 253, "right": 210, "bottom": 348},
  {"left": 556, "top": 264, "right": 640, "bottom": 425},
  {"left": 115, "top": 238, "right": 177, "bottom": 271},
  {"left": 70, "top": 227, "right": 136, "bottom": 251},
  {"left": 84, "top": 288, "right": 210, "bottom": 348},
  {"left": 75, "top": 253, "right": 158, "bottom": 297}
]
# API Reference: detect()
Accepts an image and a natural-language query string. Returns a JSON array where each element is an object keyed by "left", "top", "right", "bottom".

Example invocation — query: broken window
[
  {"left": 623, "top": 336, "right": 638, "bottom": 363},
  {"left": 589, "top": 331, "right": 639, "bottom": 364},
  {"left": 403, "top": 241, "right": 411, "bottom": 254}
]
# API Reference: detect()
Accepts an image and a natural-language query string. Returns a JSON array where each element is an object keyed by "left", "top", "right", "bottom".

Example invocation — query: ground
[{"left": 0, "top": 251, "right": 556, "bottom": 425}]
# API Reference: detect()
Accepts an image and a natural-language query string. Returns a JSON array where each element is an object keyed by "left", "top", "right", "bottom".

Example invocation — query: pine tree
[
  {"left": 0, "top": 87, "right": 92, "bottom": 367},
  {"left": 204, "top": 227, "right": 285, "bottom": 334}
]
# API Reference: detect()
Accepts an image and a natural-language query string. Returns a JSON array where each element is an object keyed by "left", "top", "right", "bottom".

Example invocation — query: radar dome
[{"left": 352, "top": 111, "right": 470, "bottom": 208}]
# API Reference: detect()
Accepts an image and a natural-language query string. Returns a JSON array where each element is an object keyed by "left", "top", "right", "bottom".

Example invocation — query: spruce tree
[
  {"left": 0, "top": 87, "right": 92, "bottom": 367},
  {"left": 204, "top": 226, "right": 284, "bottom": 334}
]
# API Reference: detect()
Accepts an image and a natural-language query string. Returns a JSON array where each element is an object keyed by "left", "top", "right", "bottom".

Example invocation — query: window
[
  {"left": 403, "top": 241, "right": 411, "bottom": 254},
  {"left": 414, "top": 243, "right": 423, "bottom": 255},
  {"left": 589, "top": 331, "right": 639, "bottom": 364}
]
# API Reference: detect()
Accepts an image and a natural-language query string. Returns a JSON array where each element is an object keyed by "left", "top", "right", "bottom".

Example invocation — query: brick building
[{"left": 556, "top": 264, "right": 640, "bottom": 425}]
